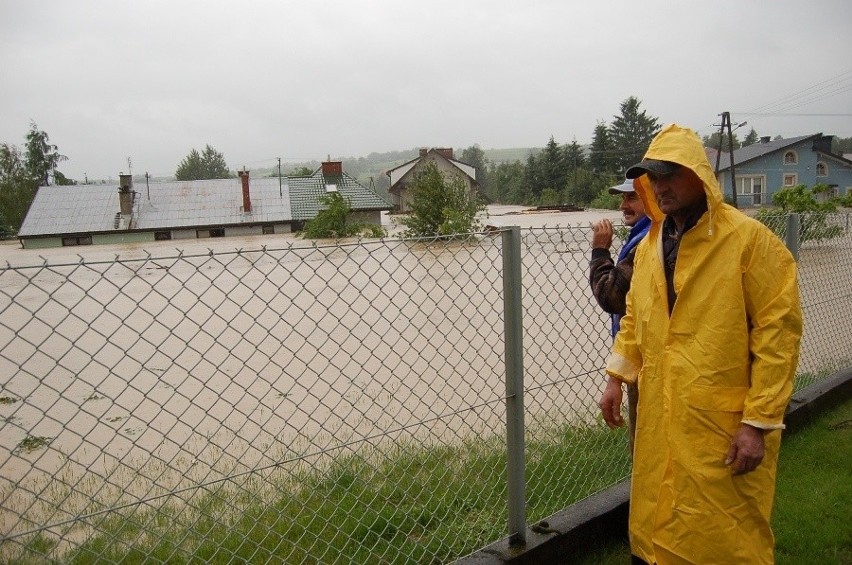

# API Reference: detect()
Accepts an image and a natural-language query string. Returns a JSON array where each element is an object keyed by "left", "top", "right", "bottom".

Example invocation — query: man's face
[
  {"left": 648, "top": 166, "right": 706, "bottom": 217},
  {"left": 620, "top": 192, "right": 646, "bottom": 227}
]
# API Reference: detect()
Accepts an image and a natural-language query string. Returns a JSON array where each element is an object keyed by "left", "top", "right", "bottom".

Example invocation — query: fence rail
[{"left": 1, "top": 213, "right": 850, "bottom": 563}]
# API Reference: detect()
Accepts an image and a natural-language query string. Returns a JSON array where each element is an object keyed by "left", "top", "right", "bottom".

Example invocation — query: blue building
[{"left": 714, "top": 134, "right": 852, "bottom": 207}]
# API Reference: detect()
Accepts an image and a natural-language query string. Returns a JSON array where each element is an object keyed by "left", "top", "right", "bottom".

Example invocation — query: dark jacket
[{"left": 589, "top": 216, "right": 650, "bottom": 336}]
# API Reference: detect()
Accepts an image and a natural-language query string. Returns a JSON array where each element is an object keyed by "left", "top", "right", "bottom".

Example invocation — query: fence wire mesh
[{"left": 0, "top": 214, "right": 849, "bottom": 564}]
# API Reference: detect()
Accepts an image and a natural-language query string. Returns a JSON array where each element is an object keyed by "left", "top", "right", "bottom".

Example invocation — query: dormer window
[
  {"left": 816, "top": 162, "right": 828, "bottom": 177},
  {"left": 783, "top": 151, "right": 798, "bottom": 165}
]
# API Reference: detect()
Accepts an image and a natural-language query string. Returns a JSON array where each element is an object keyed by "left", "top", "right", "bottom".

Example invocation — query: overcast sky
[{"left": 2, "top": 1, "right": 850, "bottom": 181}]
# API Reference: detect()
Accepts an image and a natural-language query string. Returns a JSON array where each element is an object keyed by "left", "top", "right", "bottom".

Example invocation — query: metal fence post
[
  {"left": 502, "top": 226, "right": 526, "bottom": 545},
  {"left": 786, "top": 213, "right": 800, "bottom": 261}
]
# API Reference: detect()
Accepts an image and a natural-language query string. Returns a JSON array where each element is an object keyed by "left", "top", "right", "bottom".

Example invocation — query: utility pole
[
  {"left": 714, "top": 112, "right": 741, "bottom": 208},
  {"left": 277, "top": 157, "right": 282, "bottom": 197}
]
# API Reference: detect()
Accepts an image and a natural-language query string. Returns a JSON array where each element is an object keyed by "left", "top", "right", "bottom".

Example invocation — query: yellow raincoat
[{"left": 606, "top": 124, "right": 803, "bottom": 564}]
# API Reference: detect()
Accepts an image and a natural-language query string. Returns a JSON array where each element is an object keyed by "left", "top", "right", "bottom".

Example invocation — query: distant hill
[{"left": 481, "top": 147, "right": 541, "bottom": 164}]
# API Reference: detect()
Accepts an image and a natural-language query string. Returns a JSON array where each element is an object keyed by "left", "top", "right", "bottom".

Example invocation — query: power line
[
  {"left": 734, "top": 113, "right": 852, "bottom": 117},
  {"left": 742, "top": 68, "right": 852, "bottom": 116}
]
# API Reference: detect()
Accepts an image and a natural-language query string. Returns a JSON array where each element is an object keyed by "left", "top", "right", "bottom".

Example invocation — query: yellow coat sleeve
[{"left": 741, "top": 228, "right": 803, "bottom": 428}]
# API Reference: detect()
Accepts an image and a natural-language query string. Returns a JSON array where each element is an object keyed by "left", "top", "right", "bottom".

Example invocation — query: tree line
[
  {"left": 455, "top": 98, "right": 827, "bottom": 210},
  {"left": 4, "top": 103, "right": 852, "bottom": 236}
]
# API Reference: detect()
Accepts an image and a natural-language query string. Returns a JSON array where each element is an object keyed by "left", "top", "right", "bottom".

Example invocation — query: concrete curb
[{"left": 454, "top": 366, "right": 852, "bottom": 564}]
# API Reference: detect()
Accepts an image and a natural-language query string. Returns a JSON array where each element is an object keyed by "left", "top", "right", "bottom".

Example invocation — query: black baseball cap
[{"left": 625, "top": 159, "right": 680, "bottom": 179}]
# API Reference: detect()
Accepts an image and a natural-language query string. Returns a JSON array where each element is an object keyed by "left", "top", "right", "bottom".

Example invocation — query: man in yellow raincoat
[{"left": 604, "top": 124, "right": 803, "bottom": 564}]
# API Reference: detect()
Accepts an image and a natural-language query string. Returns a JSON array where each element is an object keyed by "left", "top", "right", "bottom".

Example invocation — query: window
[
  {"left": 783, "top": 151, "right": 797, "bottom": 165},
  {"left": 783, "top": 174, "right": 798, "bottom": 187},
  {"left": 262, "top": 225, "right": 274, "bottom": 235},
  {"left": 325, "top": 183, "right": 338, "bottom": 193},
  {"left": 62, "top": 235, "right": 92, "bottom": 246},
  {"left": 816, "top": 162, "right": 828, "bottom": 177},
  {"left": 735, "top": 176, "right": 764, "bottom": 206},
  {"left": 196, "top": 228, "right": 225, "bottom": 239},
  {"left": 154, "top": 231, "right": 171, "bottom": 241}
]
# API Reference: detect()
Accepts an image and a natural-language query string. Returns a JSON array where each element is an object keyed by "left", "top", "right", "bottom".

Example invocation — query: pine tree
[
  {"left": 589, "top": 122, "right": 615, "bottom": 176},
  {"left": 608, "top": 97, "right": 661, "bottom": 175},
  {"left": 175, "top": 145, "right": 230, "bottom": 180}
]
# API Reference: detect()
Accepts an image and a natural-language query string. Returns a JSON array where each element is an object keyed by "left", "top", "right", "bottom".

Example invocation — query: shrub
[
  {"left": 302, "top": 192, "right": 385, "bottom": 239},
  {"left": 402, "top": 162, "right": 484, "bottom": 237},
  {"left": 754, "top": 184, "right": 843, "bottom": 242}
]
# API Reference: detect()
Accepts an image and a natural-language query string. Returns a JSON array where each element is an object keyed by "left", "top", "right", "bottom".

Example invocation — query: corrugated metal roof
[
  {"left": 135, "top": 177, "right": 290, "bottom": 229},
  {"left": 19, "top": 185, "right": 121, "bottom": 236},
  {"left": 20, "top": 169, "right": 389, "bottom": 237},
  {"left": 19, "top": 177, "right": 293, "bottom": 237},
  {"left": 289, "top": 171, "right": 391, "bottom": 220}
]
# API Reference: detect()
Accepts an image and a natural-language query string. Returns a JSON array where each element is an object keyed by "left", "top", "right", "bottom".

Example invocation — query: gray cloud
[{"left": 2, "top": 0, "right": 850, "bottom": 181}]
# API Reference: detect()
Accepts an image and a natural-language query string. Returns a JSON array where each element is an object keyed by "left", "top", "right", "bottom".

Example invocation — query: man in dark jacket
[{"left": 590, "top": 178, "right": 650, "bottom": 453}]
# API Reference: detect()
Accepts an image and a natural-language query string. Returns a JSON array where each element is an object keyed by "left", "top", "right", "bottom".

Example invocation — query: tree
[
  {"left": 459, "top": 144, "right": 489, "bottom": 196},
  {"left": 565, "top": 139, "right": 587, "bottom": 171},
  {"left": 608, "top": 97, "right": 661, "bottom": 175},
  {"left": 566, "top": 167, "right": 611, "bottom": 207},
  {"left": 523, "top": 152, "right": 543, "bottom": 201},
  {"left": 703, "top": 131, "right": 741, "bottom": 151},
  {"left": 401, "top": 162, "right": 484, "bottom": 237},
  {"left": 200, "top": 145, "right": 230, "bottom": 179},
  {"left": 24, "top": 122, "right": 67, "bottom": 186},
  {"left": 0, "top": 143, "right": 31, "bottom": 233},
  {"left": 175, "top": 149, "right": 203, "bottom": 180},
  {"left": 832, "top": 136, "right": 852, "bottom": 155},
  {"left": 289, "top": 166, "right": 314, "bottom": 176},
  {"left": 589, "top": 122, "right": 615, "bottom": 176},
  {"left": 487, "top": 160, "right": 525, "bottom": 204},
  {"left": 539, "top": 136, "right": 569, "bottom": 200},
  {"left": 0, "top": 123, "right": 71, "bottom": 233},
  {"left": 301, "top": 191, "right": 385, "bottom": 239},
  {"left": 175, "top": 145, "right": 231, "bottom": 180},
  {"left": 743, "top": 128, "right": 760, "bottom": 147}
]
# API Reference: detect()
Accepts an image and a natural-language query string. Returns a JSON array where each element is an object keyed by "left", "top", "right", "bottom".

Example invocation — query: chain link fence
[{"left": 1, "top": 214, "right": 849, "bottom": 563}]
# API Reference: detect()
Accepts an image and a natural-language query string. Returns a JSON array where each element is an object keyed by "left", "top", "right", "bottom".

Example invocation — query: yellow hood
[{"left": 633, "top": 124, "right": 723, "bottom": 226}]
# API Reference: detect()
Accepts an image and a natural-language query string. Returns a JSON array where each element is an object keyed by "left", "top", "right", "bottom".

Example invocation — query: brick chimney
[
  {"left": 238, "top": 169, "right": 252, "bottom": 213},
  {"left": 118, "top": 173, "right": 133, "bottom": 215},
  {"left": 321, "top": 160, "right": 342, "bottom": 177},
  {"left": 419, "top": 148, "right": 428, "bottom": 158},
  {"left": 436, "top": 148, "right": 454, "bottom": 159}
]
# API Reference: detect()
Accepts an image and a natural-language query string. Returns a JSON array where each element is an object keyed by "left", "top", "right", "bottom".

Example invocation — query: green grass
[
  {"left": 577, "top": 398, "right": 852, "bottom": 564},
  {"left": 40, "top": 424, "right": 629, "bottom": 564},
  {"left": 12, "top": 400, "right": 846, "bottom": 564}
]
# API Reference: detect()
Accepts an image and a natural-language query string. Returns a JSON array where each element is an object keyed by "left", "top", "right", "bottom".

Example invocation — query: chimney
[
  {"left": 118, "top": 173, "right": 133, "bottom": 215},
  {"left": 238, "top": 169, "right": 252, "bottom": 213},
  {"left": 419, "top": 148, "right": 428, "bottom": 158},
  {"left": 436, "top": 148, "right": 454, "bottom": 160},
  {"left": 760, "top": 136, "right": 771, "bottom": 144},
  {"left": 321, "top": 160, "right": 342, "bottom": 177}
]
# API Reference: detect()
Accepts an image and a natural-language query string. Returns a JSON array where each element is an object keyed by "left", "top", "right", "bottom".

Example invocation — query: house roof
[
  {"left": 288, "top": 169, "right": 391, "bottom": 221},
  {"left": 386, "top": 149, "right": 477, "bottom": 187},
  {"left": 19, "top": 177, "right": 292, "bottom": 237},
  {"left": 135, "top": 177, "right": 290, "bottom": 229},
  {"left": 714, "top": 134, "right": 822, "bottom": 171},
  {"left": 20, "top": 163, "right": 391, "bottom": 238},
  {"left": 19, "top": 184, "right": 122, "bottom": 236}
]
